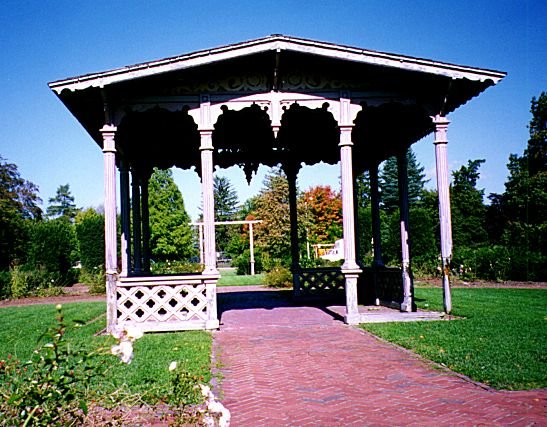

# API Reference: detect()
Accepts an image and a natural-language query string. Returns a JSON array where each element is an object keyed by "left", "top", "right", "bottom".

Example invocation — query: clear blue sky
[{"left": 1, "top": 0, "right": 545, "bottom": 220}]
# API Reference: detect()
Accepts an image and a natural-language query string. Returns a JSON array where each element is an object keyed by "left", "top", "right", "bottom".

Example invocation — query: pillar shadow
[{"left": 217, "top": 288, "right": 346, "bottom": 323}]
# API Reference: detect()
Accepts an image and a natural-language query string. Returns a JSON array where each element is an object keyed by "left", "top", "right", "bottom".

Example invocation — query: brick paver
[{"left": 213, "top": 289, "right": 545, "bottom": 426}]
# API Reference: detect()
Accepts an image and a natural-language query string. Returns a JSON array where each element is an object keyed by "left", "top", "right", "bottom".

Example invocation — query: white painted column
[
  {"left": 198, "top": 224, "right": 204, "bottom": 266},
  {"left": 397, "top": 151, "right": 413, "bottom": 312},
  {"left": 200, "top": 130, "right": 218, "bottom": 274},
  {"left": 119, "top": 160, "right": 131, "bottom": 277},
  {"left": 249, "top": 222, "right": 255, "bottom": 275},
  {"left": 433, "top": 115, "right": 453, "bottom": 314},
  {"left": 339, "top": 125, "right": 362, "bottom": 325},
  {"left": 101, "top": 125, "right": 118, "bottom": 333}
]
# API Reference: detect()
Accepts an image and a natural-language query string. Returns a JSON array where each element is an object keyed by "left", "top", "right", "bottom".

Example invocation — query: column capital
[
  {"left": 338, "top": 125, "right": 354, "bottom": 147},
  {"left": 432, "top": 115, "right": 450, "bottom": 145},
  {"left": 100, "top": 125, "right": 117, "bottom": 153},
  {"left": 199, "top": 129, "right": 214, "bottom": 151}
]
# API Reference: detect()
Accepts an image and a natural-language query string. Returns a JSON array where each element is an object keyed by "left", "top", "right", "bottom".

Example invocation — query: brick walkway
[{"left": 213, "top": 289, "right": 545, "bottom": 426}]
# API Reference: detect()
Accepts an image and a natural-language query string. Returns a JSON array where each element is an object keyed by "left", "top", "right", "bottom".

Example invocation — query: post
[
  {"left": 370, "top": 163, "right": 383, "bottom": 267},
  {"left": 339, "top": 125, "right": 362, "bottom": 325},
  {"left": 200, "top": 130, "right": 218, "bottom": 274},
  {"left": 119, "top": 160, "right": 131, "bottom": 276},
  {"left": 249, "top": 222, "right": 256, "bottom": 275},
  {"left": 397, "top": 150, "right": 413, "bottom": 312},
  {"left": 433, "top": 115, "right": 453, "bottom": 314},
  {"left": 286, "top": 163, "right": 301, "bottom": 294},
  {"left": 131, "top": 168, "right": 142, "bottom": 274},
  {"left": 101, "top": 124, "right": 118, "bottom": 333},
  {"left": 199, "top": 224, "right": 204, "bottom": 266},
  {"left": 140, "top": 173, "right": 151, "bottom": 274}
]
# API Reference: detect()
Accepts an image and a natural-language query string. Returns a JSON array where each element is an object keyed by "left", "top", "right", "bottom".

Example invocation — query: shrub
[
  {"left": 79, "top": 266, "right": 105, "bottom": 295},
  {"left": 75, "top": 209, "right": 105, "bottom": 271},
  {"left": 264, "top": 265, "right": 292, "bottom": 288},
  {"left": 10, "top": 266, "right": 28, "bottom": 298},
  {"left": 150, "top": 260, "right": 203, "bottom": 275},
  {"left": 233, "top": 249, "right": 263, "bottom": 275},
  {"left": 0, "top": 270, "right": 10, "bottom": 298}
]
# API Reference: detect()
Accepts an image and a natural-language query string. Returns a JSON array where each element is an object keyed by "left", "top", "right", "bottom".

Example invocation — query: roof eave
[{"left": 48, "top": 35, "right": 506, "bottom": 94}]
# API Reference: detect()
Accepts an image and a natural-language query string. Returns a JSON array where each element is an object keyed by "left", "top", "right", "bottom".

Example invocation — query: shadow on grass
[{"left": 217, "top": 289, "right": 346, "bottom": 323}]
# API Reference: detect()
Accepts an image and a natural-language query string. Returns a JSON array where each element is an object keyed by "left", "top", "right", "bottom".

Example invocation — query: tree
[
  {"left": 213, "top": 175, "right": 239, "bottom": 253},
  {"left": 75, "top": 208, "right": 104, "bottom": 270},
  {"left": 47, "top": 184, "right": 78, "bottom": 221},
  {"left": 451, "top": 159, "right": 488, "bottom": 248},
  {"left": 301, "top": 185, "right": 342, "bottom": 244},
  {"left": 355, "top": 171, "right": 370, "bottom": 210},
  {"left": 0, "top": 156, "right": 42, "bottom": 269},
  {"left": 148, "top": 168, "right": 195, "bottom": 261},
  {"left": 492, "top": 93, "right": 546, "bottom": 280},
  {"left": 380, "top": 148, "right": 427, "bottom": 212},
  {"left": 253, "top": 168, "right": 292, "bottom": 266}
]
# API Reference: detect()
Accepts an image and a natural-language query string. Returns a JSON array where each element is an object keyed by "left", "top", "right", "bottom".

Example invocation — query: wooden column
[
  {"left": 249, "top": 222, "right": 256, "bottom": 275},
  {"left": 131, "top": 168, "right": 142, "bottom": 274},
  {"left": 339, "top": 125, "right": 361, "bottom": 325},
  {"left": 397, "top": 151, "right": 413, "bottom": 312},
  {"left": 370, "top": 163, "right": 383, "bottom": 267},
  {"left": 119, "top": 160, "right": 131, "bottom": 276},
  {"left": 286, "top": 163, "right": 301, "bottom": 294},
  {"left": 433, "top": 115, "right": 453, "bottom": 314},
  {"left": 101, "top": 125, "right": 118, "bottom": 333},
  {"left": 200, "top": 130, "right": 218, "bottom": 274},
  {"left": 140, "top": 173, "right": 151, "bottom": 273}
]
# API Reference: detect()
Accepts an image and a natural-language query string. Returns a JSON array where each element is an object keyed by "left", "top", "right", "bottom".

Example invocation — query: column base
[
  {"left": 205, "top": 319, "right": 220, "bottom": 330},
  {"left": 344, "top": 313, "right": 361, "bottom": 325}
]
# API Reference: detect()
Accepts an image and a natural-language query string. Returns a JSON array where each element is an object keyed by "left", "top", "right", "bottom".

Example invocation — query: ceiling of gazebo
[{"left": 49, "top": 35, "right": 505, "bottom": 176}]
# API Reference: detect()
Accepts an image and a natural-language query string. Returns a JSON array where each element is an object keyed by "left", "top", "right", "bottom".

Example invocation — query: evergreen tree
[
  {"left": 0, "top": 156, "right": 42, "bottom": 269},
  {"left": 47, "top": 184, "right": 78, "bottom": 221},
  {"left": 214, "top": 175, "right": 239, "bottom": 253},
  {"left": 451, "top": 159, "right": 488, "bottom": 248},
  {"left": 253, "top": 168, "right": 292, "bottom": 266},
  {"left": 379, "top": 148, "right": 427, "bottom": 212},
  {"left": 355, "top": 171, "right": 371, "bottom": 209},
  {"left": 148, "top": 168, "right": 195, "bottom": 261}
]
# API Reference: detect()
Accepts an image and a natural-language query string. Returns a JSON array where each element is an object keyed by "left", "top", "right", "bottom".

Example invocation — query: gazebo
[{"left": 49, "top": 35, "right": 505, "bottom": 333}]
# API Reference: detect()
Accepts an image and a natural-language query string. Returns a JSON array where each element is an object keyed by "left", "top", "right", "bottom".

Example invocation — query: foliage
[
  {"left": 452, "top": 245, "right": 511, "bottom": 281},
  {"left": 264, "top": 265, "right": 292, "bottom": 288},
  {"left": 301, "top": 185, "right": 342, "bottom": 244},
  {"left": 232, "top": 248, "right": 263, "bottom": 275},
  {"left": 0, "top": 156, "right": 42, "bottom": 270},
  {"left": 355, "top": 170, "right": 371, "bottom": 209},
  {"left": 451, "top": 159, "right": 488, "bottom": 248},
  {"left": 0, "top": 305, "right": 104, "bottom": 426},
  {"left": 79, "top": 266, "right": 105, "bottom": 295},
  {"left": 150, "top": 260, "right": 203, "bottom": 275},
  {"left": 214, "top": 175, "right": 239, "bottom": 253},
  {"left": 47, "top": 183, "right": 78, "bottom": 221},
  {"left": 148, "top": 168, "right": 195, "bottom": 261},
  {"left": 379, "top": 148, "right": 427, "bottom": 213},
  {"left": 75, "top": 208, "right": 105, "bottom": 271},
  {"left": 26, "top": 218, "right": 79, "bottom": 283},
  {"left": 362, "top": 287, "right": 547, "bottom": 390},
  {"left": 253, "top": 168, "right": 292, "bottom": 266}
]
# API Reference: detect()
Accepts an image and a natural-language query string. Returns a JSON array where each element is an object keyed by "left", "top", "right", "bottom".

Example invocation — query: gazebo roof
[{"left": 49, "top": 35, "right": 506, "bottom": 174}]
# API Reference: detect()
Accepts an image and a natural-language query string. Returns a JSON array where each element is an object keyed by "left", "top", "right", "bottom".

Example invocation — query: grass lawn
[
  {"left": 218, "top": 268, "right": 265, "bottom": 286},
  {"left": 0, "top": 302, "right": 212, "bottom": 402},
  {"left": 361, "top": 287, "right": 547, "bottom": 390}
]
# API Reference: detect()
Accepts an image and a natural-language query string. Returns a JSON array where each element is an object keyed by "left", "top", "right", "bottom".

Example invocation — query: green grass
[
  {"left": 218, "top": 269, "right": 265, "bottom": 286},
  {"left": 0, "top": 302, "right": 212, "bottom": 402},
  {"left": 361, "top": 287, "right": 547, "bottom": 390}
]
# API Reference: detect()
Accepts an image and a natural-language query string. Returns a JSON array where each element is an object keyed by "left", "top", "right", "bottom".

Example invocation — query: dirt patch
[{"left": 0, "top": 284, "right": 104, "bottom": 308}]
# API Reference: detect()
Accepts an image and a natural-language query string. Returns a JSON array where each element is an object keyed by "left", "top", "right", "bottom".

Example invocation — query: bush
[
  {"left": 233, "top": 249, "right": 263, "bottom": 275},
  {"left": 26, "top": 218, "right": 79, "bottom": 280},
  {"left": 79, "top": 266, "right": 105, "bottom": 295},
  {"left": 150, "top": 260, "right": 203, "bottom": 275},
  {"left": 452, "top": 245, "right": 512, "bottom": 282},
  {"left": 264, "top": 265, "right": 292, "bottom": 288},
  {"left": 75, "top": 209, "right": 105, "bottom": 271},
  {"left": 0, "top": 270, "right": 12, "bottom": 299}
]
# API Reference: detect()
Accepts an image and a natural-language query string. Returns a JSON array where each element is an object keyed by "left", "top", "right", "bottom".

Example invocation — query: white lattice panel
[{"left": 117, "top": 283, "right": 208, "bottom": 323}]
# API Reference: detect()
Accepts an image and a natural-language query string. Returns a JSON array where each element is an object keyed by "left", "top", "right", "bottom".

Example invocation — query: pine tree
[
  {"left": 148, "top": 168, "right": 195, "bottom": 261},
  {"left": 214, "top": 175, "right": 239, "bottom": 253},
  {"left": 379, "top": 148, "right": 427, "bottom": 212},
  {"left": 47, "top": 184, "right": 78, "bottom": 221},
  {"left": 451, "top": 159, "right": 487, "bottom": 248}
]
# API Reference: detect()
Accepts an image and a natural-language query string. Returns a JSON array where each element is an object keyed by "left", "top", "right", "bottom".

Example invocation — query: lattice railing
[
  {"left": 297, "top": 268, "right": 345, "bottom": 295},
  {"left": 115, "top": 274, "right": 219, "bottom": 332},
  {"left": 361, "top": 266, "right": 403, "bottom": 307}
]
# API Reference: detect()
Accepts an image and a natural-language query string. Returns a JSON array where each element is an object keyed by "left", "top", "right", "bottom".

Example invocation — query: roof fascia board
[{"left": 49, "top": 35, "right": 506, "bottom": 94}]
